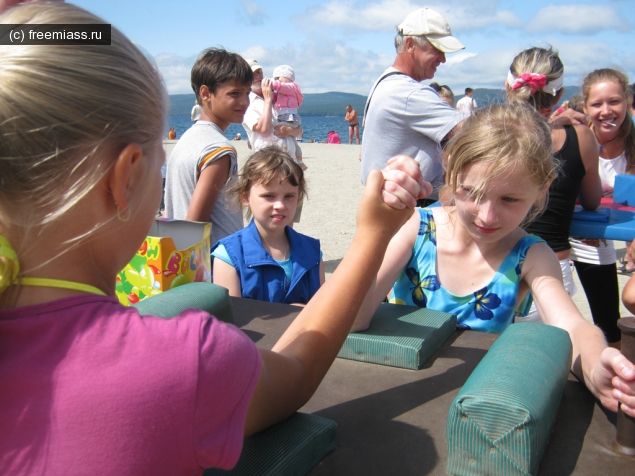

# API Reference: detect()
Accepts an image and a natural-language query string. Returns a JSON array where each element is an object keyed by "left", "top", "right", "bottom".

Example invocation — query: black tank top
[{"left": 524, "top": 125, "right": 586, "bottom": 252}]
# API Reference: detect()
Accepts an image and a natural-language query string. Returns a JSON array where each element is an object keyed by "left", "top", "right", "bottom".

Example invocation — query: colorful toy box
[{"left": 116, "top": 219, "right": 211, "bottom": 306}]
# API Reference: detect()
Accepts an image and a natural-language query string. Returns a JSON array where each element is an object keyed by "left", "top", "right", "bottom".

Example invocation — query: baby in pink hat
[{"left": 271, "top": 65, "right": 305, "bottom": 168}]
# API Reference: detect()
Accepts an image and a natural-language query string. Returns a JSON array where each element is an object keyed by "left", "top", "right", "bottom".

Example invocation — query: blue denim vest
[{"left": 213, "top": 220, "right": 321, "bottom": 304}]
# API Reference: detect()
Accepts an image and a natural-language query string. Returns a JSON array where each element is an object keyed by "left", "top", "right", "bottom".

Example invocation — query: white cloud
[
  {"left": 302, "top": 0, "right": 522, "bottom": 33},
  {"left": 445, "top": 51, "right": 477, "bottom": 65},
  {"left": 152, "top": 32, "right": 633, "bottom": 99},
  {"left": 553, "top": 40, "right": 623, "bottom": 83},
  {"left": 238, "top": 40, "right": 393, "bottom": 94},
  {"left": 237, "top": 0, "right": 268, "bottom": 26},
  {"left": 155, "top": 53, "right": 197, "bottom": 95},
  {"left": 527, "top": 5, "right": 627, "bottom": 34},
  {"left": 432, "top": 47, "right": 518, "bottom": 91}
]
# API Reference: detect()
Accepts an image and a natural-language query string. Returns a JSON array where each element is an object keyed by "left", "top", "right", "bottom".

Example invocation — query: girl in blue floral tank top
[
  {"left": 351, "top": 104, "right": 635, "bottom": 419},
  {"left": 388, "top": 208, "right": 542, "bottom": 333}
]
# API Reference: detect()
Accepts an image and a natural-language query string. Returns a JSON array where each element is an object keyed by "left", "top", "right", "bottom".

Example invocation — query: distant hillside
[
  {"left": 456, "top": 86, "right": 581, "bottom": 106},
  {"left": 300, "top": 92, "right": 367, "bottom": 117},
  {"left": 169, "top": 86, "right": 580, "bottom": 117},
  {"left": 168, "top": 91, "right": 367, "bottom": 117}
]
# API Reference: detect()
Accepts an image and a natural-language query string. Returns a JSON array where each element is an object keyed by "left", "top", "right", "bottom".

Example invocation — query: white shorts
[{"left": 517, "top": 258, "right": 578, "bottom": 323}]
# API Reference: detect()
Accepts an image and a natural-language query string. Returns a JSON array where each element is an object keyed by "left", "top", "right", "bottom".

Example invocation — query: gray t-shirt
[
  {"left": 361, "top": 68, "right": 464, "bottom": 199},
  {"left": 164, "top": 121, "right": 243, "bottom": 246}
]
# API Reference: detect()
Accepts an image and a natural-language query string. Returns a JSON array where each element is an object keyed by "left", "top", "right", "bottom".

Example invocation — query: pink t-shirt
[{"left": 0, "top": 295, "right": 261, "bottom": 475}]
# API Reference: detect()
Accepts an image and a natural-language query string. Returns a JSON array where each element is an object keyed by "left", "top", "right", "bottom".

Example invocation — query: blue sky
[{"left": 73, "top": 0, "right": 634, "bottom": 96}]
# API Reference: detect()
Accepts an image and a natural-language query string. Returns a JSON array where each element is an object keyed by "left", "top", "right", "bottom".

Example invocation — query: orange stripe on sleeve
[{"left": 196, "top": 146, "right": 236, "bottom": 174}]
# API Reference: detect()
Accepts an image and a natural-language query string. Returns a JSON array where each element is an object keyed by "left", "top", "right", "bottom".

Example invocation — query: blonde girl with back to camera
[
  {"left": 352, "top": 103, "right": 635, "bottom": 416},
  {"left": 506, "top": 47, "right": 602, "bottom": 324},
  {"left": 0, "top": 2, "right": 427, "bottom": 474}
]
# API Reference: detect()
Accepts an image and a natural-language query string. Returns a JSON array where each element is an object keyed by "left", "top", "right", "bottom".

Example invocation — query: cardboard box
[{"left": 115, "top": 219, "right": 211, "bottom": 306}]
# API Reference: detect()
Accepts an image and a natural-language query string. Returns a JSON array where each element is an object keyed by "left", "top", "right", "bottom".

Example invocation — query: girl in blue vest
[
  {"left": 212, "top": 146, "right": 324, "bottom": 305},
  {"left": 351, "top": 104, "right": 635, "bottom": 416}
]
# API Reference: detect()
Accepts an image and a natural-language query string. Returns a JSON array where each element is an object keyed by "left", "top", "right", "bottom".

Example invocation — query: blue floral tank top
[{"left": 388, "top": 208, "right": 544, "bottom": 334}]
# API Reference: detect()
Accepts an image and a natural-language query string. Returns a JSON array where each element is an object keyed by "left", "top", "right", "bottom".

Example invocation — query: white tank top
[{"left": 599, "top": 151, "right": 627, "bottom": 197}]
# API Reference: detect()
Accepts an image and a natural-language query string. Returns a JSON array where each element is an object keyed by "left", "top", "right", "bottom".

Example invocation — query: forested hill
[
  {"left": 168, "top": 92, "right": 367, "bottom": 117},
  {"left": 168, "top": 86, "right": 581, "bottom": 117},
  {"left": 458, "top": 86, "right": 581, "bottom": 105}
]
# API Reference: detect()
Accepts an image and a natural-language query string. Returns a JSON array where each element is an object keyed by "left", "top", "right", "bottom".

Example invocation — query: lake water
[{"left": 166, "top": 115, "right": 362, "bottom": 144}]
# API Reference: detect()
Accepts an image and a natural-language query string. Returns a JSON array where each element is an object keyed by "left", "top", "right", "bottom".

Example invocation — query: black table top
[{"left": 230, "top": 297, "right": 634, "bottom": 475}]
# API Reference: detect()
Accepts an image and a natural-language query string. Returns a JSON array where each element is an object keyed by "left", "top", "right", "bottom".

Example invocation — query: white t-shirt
[
  {"left": 456, "top": 95, "right": 477, "bottom": 115},
  {"left": 164, "top": 121, "right": 244, "bottom": 246},
  {"left": 361, "top": 68, "right": 464, "bottom": 198},
  {"left": 242, "top": 92, "right": 296, "bottom": 155}
]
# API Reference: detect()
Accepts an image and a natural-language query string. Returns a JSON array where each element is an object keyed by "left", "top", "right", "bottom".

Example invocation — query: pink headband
[{"left": 507, "top": 70, "right": 564, "bottom": 96}]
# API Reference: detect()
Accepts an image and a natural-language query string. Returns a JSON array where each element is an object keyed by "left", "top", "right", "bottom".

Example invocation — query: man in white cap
[
  {"left": 241, "top": 59, "right": 303, "bottom": 155},
  {"left": 242, "top": 58, "right": 305, "bottom": 222},
  {"left": 361, "top": 7, "right": 466, "bottom": 204}
]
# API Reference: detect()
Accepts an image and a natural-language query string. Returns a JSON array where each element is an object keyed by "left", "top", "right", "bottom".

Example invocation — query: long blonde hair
[
  {"left": 0, "top": 3, "right": 167, "bottom": 263},
  {"left": 582, "top": 68, "right": 635, "bottom": 173},
  {"left": 441, "top": 104, "right": 557, "bottom": 226}
]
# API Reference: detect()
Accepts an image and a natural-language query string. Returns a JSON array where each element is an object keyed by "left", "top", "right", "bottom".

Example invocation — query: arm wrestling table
[
  {"left": 569, "top": 198, "right": 635, "bottom": 241},
  {"left": 230, "top": 297, "right": 633, "bottom": 475}
]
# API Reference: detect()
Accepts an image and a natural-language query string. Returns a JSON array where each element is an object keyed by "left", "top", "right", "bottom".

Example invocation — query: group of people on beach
[{"left": 1, "top": 2, "right": 635, "bottom": 474}]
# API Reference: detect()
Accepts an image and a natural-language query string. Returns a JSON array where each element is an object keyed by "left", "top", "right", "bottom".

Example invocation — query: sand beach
[{"left": 164, "top": 139, "right": 633, "bottom": 324}]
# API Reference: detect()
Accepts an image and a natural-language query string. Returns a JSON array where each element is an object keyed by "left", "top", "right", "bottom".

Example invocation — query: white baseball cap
[
  {"left": 245, "top": 58, "right": 262, "bottom": 73},
  {"left": 398, "top": 8, "right": 465, "bottom": 54}
]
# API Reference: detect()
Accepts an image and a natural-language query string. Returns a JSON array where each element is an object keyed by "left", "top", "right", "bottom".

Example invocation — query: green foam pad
[
  {"left": 132, "top": 282, "right": 233, "bottom": 323},
  {"left": 337, "top": 303, "right": 457, "bottom": 370},
  {"left": 204, "top": 412, "right": 337, "bottom": 476},
  {"left": 446, "top": 323, "right": 572, "bottom": 476}
]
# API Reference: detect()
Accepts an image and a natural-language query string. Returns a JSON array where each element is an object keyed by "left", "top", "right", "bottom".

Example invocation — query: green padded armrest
[
  {"left": 204, "top": 412, "right": 337, "bottom": 476},
  {"left": 447, "top": 323, "right": 572, "bottom": 476},
  {"left": 132, "top": 282, "right": 234, "bottom": 323},
  {"left": 337, "top": 303, "right": 457, "bottom": 370}
]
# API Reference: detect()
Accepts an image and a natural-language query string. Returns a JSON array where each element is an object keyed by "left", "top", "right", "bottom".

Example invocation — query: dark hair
[
  {"left": 429, "top": 82, "right": 441, "bottom": 92},
  {"left": 629, "top": 84, "right": 635, "bottom": 109},
  {"left": 191, "top": 47, "right": 253, "bottom": 102},
  {"left": 465, "top": 87, "right": 473, "bottom": 94}
]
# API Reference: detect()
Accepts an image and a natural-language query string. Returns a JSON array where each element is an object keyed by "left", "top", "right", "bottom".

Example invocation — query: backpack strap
[{"left": 363, "top": 71, "right": 407, "bottom": 118}]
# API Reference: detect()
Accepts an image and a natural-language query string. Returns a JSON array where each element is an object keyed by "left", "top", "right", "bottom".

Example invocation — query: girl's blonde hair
[
  {"left": 0, "top": 3, "right": 167, "bottom": 254},
  {"left": 438, "top": 86, "right": 455, "bottom": 108},
  {"left": 227, "top": 146, "right": 307, "bottom": 220},
  {"left": 507, "top": 47, "right": 564, "bottom": 111},
  {"left": 440, "top": 104, "right": 557, "bottom": 226},
  {"left": 582, "top": 68, "right": 635, "bottom": 174}
]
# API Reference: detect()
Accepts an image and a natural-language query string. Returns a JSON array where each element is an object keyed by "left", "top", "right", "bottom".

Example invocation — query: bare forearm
[
  {"left": 569, "top": 320, "right": 607, "bottom": 397},
  {"left": 254, "top": 99, "right": 273, "bottom": 136},
  {"left": 271, "top": 233, "right": 389, "bottom": 398}
]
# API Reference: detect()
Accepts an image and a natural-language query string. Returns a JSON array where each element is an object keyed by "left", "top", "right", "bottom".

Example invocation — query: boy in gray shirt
[{"left": 164, "top": 48, "right": 252, "bottom": 245}]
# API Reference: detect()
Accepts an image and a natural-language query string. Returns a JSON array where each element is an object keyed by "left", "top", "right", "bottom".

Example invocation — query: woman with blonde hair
[
  {"left": 569, "top": 68, "right": 635, "bottom": 346},
  {"left": 505, "top": 47, "right": 602, "bottom": 325}
]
